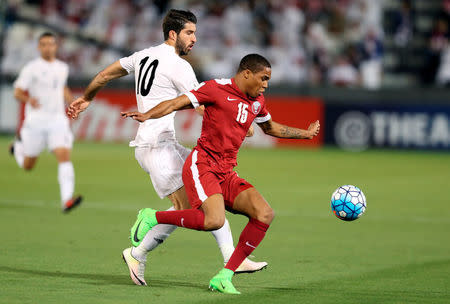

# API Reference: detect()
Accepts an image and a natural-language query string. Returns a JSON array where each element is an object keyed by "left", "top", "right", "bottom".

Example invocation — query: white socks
[
  {"left": 14, "top": 144, "right": 75, "bottom": 205},
  {"left": 133, "top": 206, "right": 178, "bottom": 262},
  {"left": 132, "top": 208, "right": 236, "bottom": 263},
  {"left": 58, "top": 161, "right": 75, "bottom": 204},
  {"left": 13, "top": 141, "right": 24, "bottom": 168},
  {"left": 211, "top": 218, "right": 235, "bottom": 263}
]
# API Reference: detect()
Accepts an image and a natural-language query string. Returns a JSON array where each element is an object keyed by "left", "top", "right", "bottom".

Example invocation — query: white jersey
[
  {"left": 14, "top": 57, "right": 69, "bottom": 125},
  {"left": 120, "top": 43, "right": 199, "bottom": 147}
]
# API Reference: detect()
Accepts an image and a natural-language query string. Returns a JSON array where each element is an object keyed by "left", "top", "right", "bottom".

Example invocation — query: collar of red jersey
[{"left": 230, "top": 78, "right": 260, "bottom": 101}]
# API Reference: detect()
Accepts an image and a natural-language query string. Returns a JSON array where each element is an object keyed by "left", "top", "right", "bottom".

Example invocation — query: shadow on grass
[
  {"left": 0, "top": 264, "right": 303, "bottom": 291},
  {"left": 209, "top": 258, "right": 450, "bottom": 304},
  {"left": 0, "top": 265, "right": 203, "bottom": 289},
  {"left": 1, "top": 258, "right": 449, "bottom": 302},
  {"left": 0, "top": 266, "right": 128, "bottom": 286}
]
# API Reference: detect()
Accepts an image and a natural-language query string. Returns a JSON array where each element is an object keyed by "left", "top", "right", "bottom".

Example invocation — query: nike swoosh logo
[
  {"left": 133, "top": 220, "right": 142, "bottom": 243},
  {"left": 181, "top": 218, "right": 185, "bottom": 227},
  {"left": 227, "top": 96, "right": 238, "bottom": 101},
  {"left": 245, "top": 241, "right": 256, "bottom": 249},
  {"left": 221, "top": 282, "right": 226, "bottom": 289},
  {"left": 131, "top": 269, "right": 145, "bottom": 285}
]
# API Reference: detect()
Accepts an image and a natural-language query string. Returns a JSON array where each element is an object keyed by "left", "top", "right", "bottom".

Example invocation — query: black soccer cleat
[
  {"left": 8, "top": 143, "right": 14, "bottom": 156},
  {"left": 62, "top": 195, "right": 83, "bottom": 213}
]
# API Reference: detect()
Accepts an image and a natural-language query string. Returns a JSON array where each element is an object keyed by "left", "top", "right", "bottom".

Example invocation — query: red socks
[
  {"left": 225, "top": 218, "right": 270, "bottom": 271},
  {"left": 155, "top": 209, "right": 205, "bottom": 230},
  {"left": 155, "top": 210, "right": 270, "bottom": 271}
]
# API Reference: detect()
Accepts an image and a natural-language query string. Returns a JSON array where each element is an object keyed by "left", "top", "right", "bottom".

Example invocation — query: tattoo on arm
[
  {"left": 258, "top": 120, "right": 309, "bottom": 139},
  {"left": 258, "top": 121, "right": 271, "bottom": 134},
  {"left": 280, "top": 126, "right": 304, "bottom": 139}
]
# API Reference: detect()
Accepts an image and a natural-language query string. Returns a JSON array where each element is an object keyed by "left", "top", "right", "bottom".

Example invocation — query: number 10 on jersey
[
  {"left": 236, "top": 102, "right": 248, "bottom": 123},
  {"left": 137, "top": 57, "right": 159, "bottom": 96}
]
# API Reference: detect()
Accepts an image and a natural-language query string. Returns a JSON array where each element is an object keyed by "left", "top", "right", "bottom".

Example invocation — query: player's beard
[{"left": 175, "top": 38, "right": 190, "bottom": 56}]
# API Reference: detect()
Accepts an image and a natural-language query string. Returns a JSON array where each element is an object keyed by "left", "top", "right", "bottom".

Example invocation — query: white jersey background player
[
  {"left": 10, "top": 32, "right": 82, "bottom": 213},
  {"left": 68, "top": 9, "right": 266, "bottom": 286}
]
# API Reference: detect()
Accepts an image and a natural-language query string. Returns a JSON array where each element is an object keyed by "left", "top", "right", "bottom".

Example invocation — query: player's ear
[
  {"left": 168, "top": 30, "right": 177, "bottom": 41},
  {"left": 243, "top": 69, "right": 251, "bottom": 79}
]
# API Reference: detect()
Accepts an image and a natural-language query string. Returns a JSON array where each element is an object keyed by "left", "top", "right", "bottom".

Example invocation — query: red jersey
[{"left": 185, "top": 78, "right": 271, "bottom": 172}]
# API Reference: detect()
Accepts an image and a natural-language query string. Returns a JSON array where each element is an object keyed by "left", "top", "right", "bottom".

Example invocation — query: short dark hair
[
  {"left": 38, "top": 32, "right": 56, "bottom": 41},
  {"left": 162, "top": 9, "right": 197, "bottom": 40},
  {"left": 238, "top": 54, "right": 271, "bottom": 73}
]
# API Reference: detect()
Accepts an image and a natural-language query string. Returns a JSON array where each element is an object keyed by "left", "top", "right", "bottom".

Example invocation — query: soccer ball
[{"left": 331, "top": 185, "right": 366, "bottom": 221}]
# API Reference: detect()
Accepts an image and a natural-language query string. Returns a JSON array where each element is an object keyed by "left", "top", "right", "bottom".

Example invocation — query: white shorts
[
  {"left": 134, "top": 141, "right": 191, "bottom": 199},
  {"left": 20, "top": 119, "right": 74, "bottom": 157}
]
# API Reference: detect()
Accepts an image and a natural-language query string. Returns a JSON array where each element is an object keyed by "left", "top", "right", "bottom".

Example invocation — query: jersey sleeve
[
  {"left": 119, "top": 52, "right": 137, "bottom": 74},
  {"left": 172, "top": 61, "right": 199, "bottom": 93},
  {"left": 184, "top": 80, "right": 216, "bottom": 108},
  {"left": 13, "top": 63, "right": 33, "bottom": 90},
  {"left": 254, "top": 97, "right": 271, "bottom": 124}
]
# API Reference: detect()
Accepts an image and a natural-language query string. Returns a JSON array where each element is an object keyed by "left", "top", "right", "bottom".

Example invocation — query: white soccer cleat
[
  {"left": 234, "top": 258, "right": 268, "bottom": 274},
  {"left": 122, "top": 247, "right": 147, "bottom": 286}
]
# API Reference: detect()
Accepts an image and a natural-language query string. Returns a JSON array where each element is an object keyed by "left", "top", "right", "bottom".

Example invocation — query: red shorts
[{"left": 182, "top": 148, "right": 253, "bottom": 209}]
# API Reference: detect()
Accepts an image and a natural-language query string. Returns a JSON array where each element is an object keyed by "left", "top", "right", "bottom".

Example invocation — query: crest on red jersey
[{"left": 252, "top": 101, "right": 261, "bottom": 114}]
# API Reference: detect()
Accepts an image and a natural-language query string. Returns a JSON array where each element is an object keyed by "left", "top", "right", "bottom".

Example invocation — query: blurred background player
[
  {"left": 122, "top": 54, "right": 320, "bottom": 294},
  {"left": 68, "top": 9, "right": 266, "bottom": 286},
  {"left": 9, "top": 32, "right": 82, "bottom": 213}
]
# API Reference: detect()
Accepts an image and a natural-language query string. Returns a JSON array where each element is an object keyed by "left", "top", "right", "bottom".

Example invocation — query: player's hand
[
  {"left": 120, "top": 111, "right": 148, "bottom": 122},
  {"left": 195, "top": 105, "right": 205, "bottom": 116},
  {"left": 68, "top": 97, "right": 91, "bottom": 119},
  {"left": 307, "top": 120, "right": 320, "bottom": 139},
  {"left": 246, "top": 124, "right": 255, "bottom": 137},
  {"left": 29, "top": 97, "right": 40, "bottom": 109}
]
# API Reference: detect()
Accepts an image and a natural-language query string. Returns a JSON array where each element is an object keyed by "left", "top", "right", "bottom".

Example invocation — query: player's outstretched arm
[
  {"left": 14, "top": 88, "right": 40, "bottom": 108},
  {"left": 121, "top": 95, "right": 193, "bottom": 122},
  {"left": 68, "top": 61, "right": 128, "bottom": 119},
  {"left": 257, "top": 119, "right": 320, "bottom": 139}
]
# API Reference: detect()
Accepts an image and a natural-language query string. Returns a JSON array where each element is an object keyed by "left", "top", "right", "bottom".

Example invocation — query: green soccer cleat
[
  {"left": 130, "top": 208, "right": 158, "bottom": 247},
  {"left": 208, "top": 268, "right": 240, "bottom": 295}
]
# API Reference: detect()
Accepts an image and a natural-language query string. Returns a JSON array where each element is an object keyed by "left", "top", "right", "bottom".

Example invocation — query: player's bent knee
[
  {"left": 204, "top": 215, "right": 225, "bottom": 231},
  {"left": 257, "top": 206, "right": 275, "bottom": 225},
  {"left": 172, "top": 200, "right": 182, "bottom": 210}
]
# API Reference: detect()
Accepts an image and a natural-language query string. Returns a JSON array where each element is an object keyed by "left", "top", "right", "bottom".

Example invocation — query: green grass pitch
[{"left": 0, "top": 136, "right": 449, "bottom": 303}]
